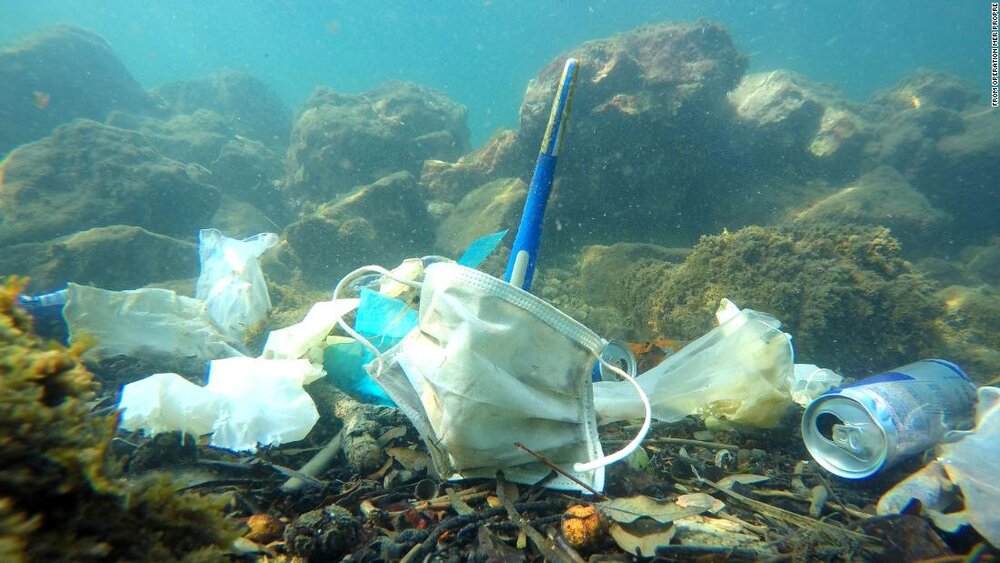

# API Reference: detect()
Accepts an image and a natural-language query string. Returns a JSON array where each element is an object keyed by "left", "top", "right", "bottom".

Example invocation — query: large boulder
[
  {"left": 0, "top": 119, "right": 220, "bottom": 247},
  {"left": 284, "top": 82, "right": 469, "bottom": 204},
  {"left": 153, "top": 69, "right": 293, "bottom": 150},
  {"left": 864, "top": 106, "right": 966, "bottom": 180},
  {"left": 105, "top": 110, "right": 291, "bottom": 224},
  {"left": 611, "top": 224, "right": 942, "bottom": 375},
  {"left": 919, "top": 111, "right": 1000, "bottom": 243},
  {"left": 728, "top": 70, "right": 872, "bottom": 177},
  {"left": 284, "top": 171, "right": 433, "bottom": 286},
  {"left": 3, "top": 226, "right": 197, "bottom": 293},
  {"left": 513, "top": 21, "right": 748, "bottom": 250},
  {"left": 869, "top": 68, "right": 981, "bottom": 113},
  {"left": 434, "top": 177, "right": 527, "bottom": 257},
  {"left": 791, "top": 165, "right": 950, "bottom": 251},
  {"left": 106, "top": 109, "right": 231, "bottom": 167},
  {"left": 0, "top": 25, "right": 156, "bottom": 156}
]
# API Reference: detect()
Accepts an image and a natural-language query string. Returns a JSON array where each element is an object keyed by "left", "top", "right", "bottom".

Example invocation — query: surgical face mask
[{"left": 333, "top": 261, "right": 650, "bottom": 493}]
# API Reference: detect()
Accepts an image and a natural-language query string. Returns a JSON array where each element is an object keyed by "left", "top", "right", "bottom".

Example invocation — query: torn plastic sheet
[{"left": 118, "top": 357, "right": 324, "bottom": 452}]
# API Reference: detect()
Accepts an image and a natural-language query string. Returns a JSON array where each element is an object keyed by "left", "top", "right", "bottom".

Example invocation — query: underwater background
[
  {"left": 2, "top": 2, "right": 1000, "bottom": 559},
  {"left": 0, "top": 0, "right": 987, "bottom": 146}
]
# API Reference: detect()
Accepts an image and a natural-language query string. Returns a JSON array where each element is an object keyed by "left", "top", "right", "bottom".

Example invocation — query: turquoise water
[{"left": 1, "top": 0, "right": 986, "bottom": 145}]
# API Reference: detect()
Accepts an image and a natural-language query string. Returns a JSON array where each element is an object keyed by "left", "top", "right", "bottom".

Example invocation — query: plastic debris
[
  {"left": 195, "top": 229, "right": 278, "bottom": 342},
  {"left": 593, "top": 299, "right": 796, "bottom": 429},
  {"left": 262, "top": 298, "right": 360, "bottom": 362},
  {"left": 64, "top": 283, "right": 242, "bottom": 368},
  {"left": 877, "top": 385, "right": 1000, "bottom": 547},
  {"left": 118, "top": 357, "right": 324, "bottom": 452}
]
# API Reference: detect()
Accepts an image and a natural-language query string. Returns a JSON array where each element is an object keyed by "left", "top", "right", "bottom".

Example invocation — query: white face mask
[{"left": 333, "top": 261, "right": 650, "bottom": 493}]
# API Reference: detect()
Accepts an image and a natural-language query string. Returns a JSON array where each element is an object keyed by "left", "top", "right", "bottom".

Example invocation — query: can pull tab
[{"left": 831, "top": 422, "right": 880, "bottom": 460}]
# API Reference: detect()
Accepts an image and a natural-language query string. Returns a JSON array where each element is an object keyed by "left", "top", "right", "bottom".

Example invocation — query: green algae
[
  {"left": 617, "top": 224, "right": 942, "bottom": 375},
  {"left": 0, "top": 277, "right": 240, "bottom": 561}
]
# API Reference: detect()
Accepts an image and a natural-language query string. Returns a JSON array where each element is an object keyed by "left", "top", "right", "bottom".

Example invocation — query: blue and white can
[{"left": 801, "top": 359, "right": 977, "bottom": 479}]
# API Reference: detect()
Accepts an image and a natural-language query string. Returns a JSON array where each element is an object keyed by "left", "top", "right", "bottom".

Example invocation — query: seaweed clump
[
  {"left": 619, "top": 224, "right": 942, "bottom": 375},
  {"left": 0, "top": 277, "right": 239, "bottom": 561}
]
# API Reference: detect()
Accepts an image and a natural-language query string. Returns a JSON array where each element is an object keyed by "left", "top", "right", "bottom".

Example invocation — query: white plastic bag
[
  {"left": 878, "top": 385, "right": 1000, "bottom": 547},
  {"left": 204, "top": 357, "right": 324, "bottom": 451},
  {"left": 196, "top": 228, "right": 278, "bottom": 342},
  {"left": 594, "top": 300, "right": 795, "bottom": 429},
  {"left": 63, "top": 283, "right": 243, "bottom": 368},
  {"left": 262, "top": 298, "right": 360, "bottom": 363},
  {"left": 118, "top": 372, "right": 222, "bottom": 437},
  {"left": 117, "top": 357, "right": 325, "bottom": 452}
]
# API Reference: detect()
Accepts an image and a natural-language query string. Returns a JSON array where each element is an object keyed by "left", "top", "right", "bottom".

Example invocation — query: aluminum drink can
[
  {"left": 801, "top": 359, "right": 977, "bottom": 479},
  {"left": 592, "top": 339, "right": 638, "bottom": 382}
]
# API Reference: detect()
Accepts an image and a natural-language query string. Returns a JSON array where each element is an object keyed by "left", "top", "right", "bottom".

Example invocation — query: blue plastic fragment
[
  {"left": 355, "top": 287, "right": 417, "bottom": 339},
  {"left": 457, "top": 229, "right": 508, "bottom": 268},
  {"left": 323, "top": 341, "right": 395, "bottom": 406},
  {"left": 325, "top": 287, "right": 419, "bottom": 406}
]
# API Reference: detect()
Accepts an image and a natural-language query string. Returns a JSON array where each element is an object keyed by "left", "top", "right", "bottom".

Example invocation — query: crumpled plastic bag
[
  {"left": 877, "top": 385, "right": 1000, "bottom": 547},
  {"left": 789, "top": 364, "right": 843, "bottom": 406},
  {"left": 118, "top": 372, "right": 222, "bottom": 437},
  {"left": 262, "top": 298, "right": 360, "bottom": 363},
  {"left": 64, "top": 283, "right": 243, "bottom": 370},
  {"left": 196, "top": 228, "right": 278, "bottom": 343},
  {"left": 118, "top": 357, "right": 324, "bottom": 452},
  {"left": 593, "top": 299, "right": 795, "bottom": 429}
]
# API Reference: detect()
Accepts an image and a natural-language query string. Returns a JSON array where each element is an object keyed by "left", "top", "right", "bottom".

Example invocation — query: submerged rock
[
  {"left": 613, "top": 225, "right": 942, "bottom": 375},
  {"left": 284, "top": 81, "right": 469, "bottom": 204},
  {"left": 434, "top": 177, "right": 526, "bottom": 257},
  {"left": 937, "top": 284, "right": 1000, "bottom": 383},
  {"left": 2, "top": 225, "right": 197, "bottom": 294},
  {"left": 870, "top": 68, "right": 980, "bottom": 113},
  {"left": 0, "top": 119, "right": 220, "bottom": 247},
  {"left": 919, "top": 111, "right": 1000, "bottom": 242},
  {"left": 106, "top": 110, "right": 291, "bottom": 224},
  {"left": 106, "top": 109, "right": 232, "bottom": 168},
  {"left": 790, "top": 165, "right": 950, "bottom": 251},
  {"left": 864, "top": 105, "right": 966, "bottom": 180},
  {"left": 514, "top": 21, "right": 748, "bottom": 250},
  {"left": 728, "top": 70, "right": 872, "bottom": 176},
  {"left": 284, "top": 171, "right": 432, "bottom": 286},
  {"left": 0, "top": 24, "right": 157, "bottom": 156},
  {"left": 153, "top": 69, "right": 293, "bottom": 150}
]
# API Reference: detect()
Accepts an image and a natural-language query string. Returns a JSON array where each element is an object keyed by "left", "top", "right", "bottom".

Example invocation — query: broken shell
[{"left": 561, "top": 504, "right": 608, "bottom": 550}]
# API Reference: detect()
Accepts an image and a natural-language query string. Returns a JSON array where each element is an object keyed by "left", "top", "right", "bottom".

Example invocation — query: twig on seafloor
[
  {"left": 514, "top": 442, "right": 608, "bottom": 500},
  {"left": 605, "top": 436, "right": 738, "bottom": 451},
  {"left": 497, "top": 472, "right": 583, "bottom": 563},
  {"left": 280, "top": 429, "right": 343, "bottom": 493},
  {"left": 749, "top": 489, "right": 872, "bottom": 521}
]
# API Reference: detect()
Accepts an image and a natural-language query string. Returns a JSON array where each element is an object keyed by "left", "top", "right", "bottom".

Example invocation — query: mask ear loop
[
  {"left": 331, "top": 264, "right": 422, "bottom": 376},
  {"left": 573, "top": 353, "right": 652, "bottom": 473}
]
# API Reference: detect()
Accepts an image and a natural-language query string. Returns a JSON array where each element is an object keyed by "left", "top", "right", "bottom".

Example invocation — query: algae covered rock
[
  {"left": 729, "top": 70, "right": 872, "bottom": 175},
  {"left": 791, "top": 165, "right": 950, "bottom": 251},
  {"left": 153, "top": 69, "right": 293, "bottom": 150},
  {"left": 284, "top": 81, "right": 469, "bottom": 204},
  {"left": 284, "top": 171, "right": 433, "bottom": 286},
  {"left": 0, "top": 24, "right": 156, "bottom": 156},
  {"left": 0, "top": 119, "right": 220, "bottom": 247},
  {"left": 515, "top": 21, "right": 748, "bottom": 250},
  {"left": 2, "top": 225, "right": 197, "bottom": 294},
  {"left": 870, "top": 69, "right": 980, "bottom": 113},
  {"left": 434, "top": 177, "right": 526, "bottom": 257},
  {"left": 919, "top": 111, "right": 1000, "bottom": 242},
  {"left": 936, "top": 285, "right": 1000, "bottom": 382},
  {"left": 618, "top": 225, "right": 942, "bottom": 375},
  {"left": 0, "top": 278, "right": 239, "bottom": 560}
]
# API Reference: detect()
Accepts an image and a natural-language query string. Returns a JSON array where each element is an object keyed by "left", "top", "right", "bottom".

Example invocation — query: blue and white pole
[{"left": 504, "top": 58, "right": 578, "bottom": 291}]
